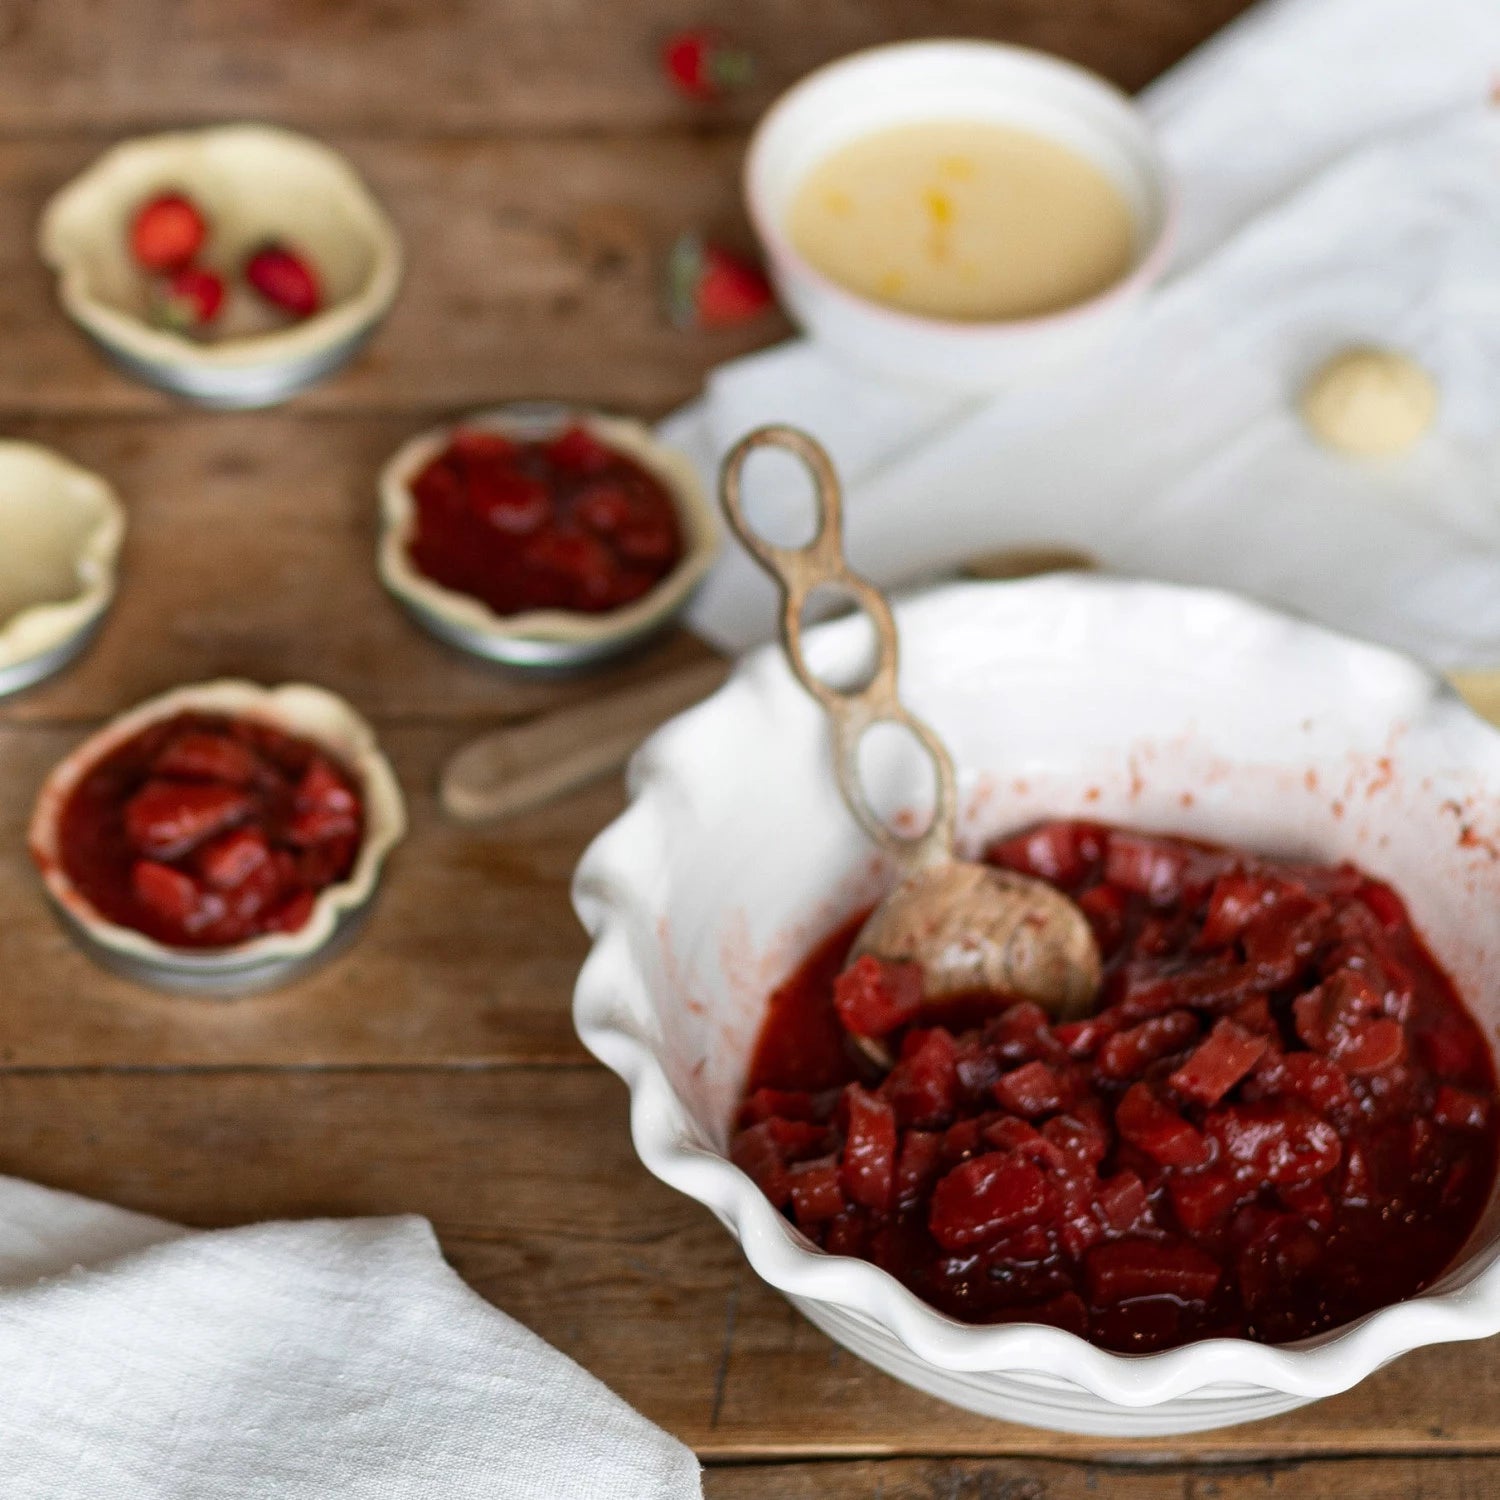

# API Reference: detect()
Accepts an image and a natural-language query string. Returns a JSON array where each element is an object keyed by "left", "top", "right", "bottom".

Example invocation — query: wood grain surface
[{"left": 17, "top": 0, "right": 1487, "bottom": 1494}]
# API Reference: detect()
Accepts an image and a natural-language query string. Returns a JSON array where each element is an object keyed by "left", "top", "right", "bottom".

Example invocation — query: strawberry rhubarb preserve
[
  {"left": 406, "top": 425, "right": 684, "bottom": 617},
  {"left": 732, "top": 821, "right": 1500, "bottom": 1352},
  {"left": 53, "top": 712, "right": 363, "bottom": 948}
]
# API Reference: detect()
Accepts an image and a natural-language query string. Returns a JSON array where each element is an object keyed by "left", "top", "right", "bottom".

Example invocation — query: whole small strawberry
[
  {"left": 130, "top": 192, "right": 208, "bottom": 272},
  {"left": 151, "top": 266, "right": 226, "bottom": 333},
  {"left": 244, "top": 242, "right": 322, "bottom": 319},
  {"left": 661, "top": 28, "right": 754, "bottom": 102},
  {"left": 666, "top": 233, "right": 774, "bottom": 330}
]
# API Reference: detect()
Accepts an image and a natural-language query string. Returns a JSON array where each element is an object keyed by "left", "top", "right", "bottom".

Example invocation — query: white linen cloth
[
  {"left": 0, "top": 1177, "right": 701, "bottom": 1498},
  {"left": 672, "top": 0, "right": 1500, "bottom": 668}
]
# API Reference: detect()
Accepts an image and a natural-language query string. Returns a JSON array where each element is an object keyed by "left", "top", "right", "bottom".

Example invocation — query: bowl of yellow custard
[{"left": 746, "top": 41, "right": 1173, "bottom": 389}]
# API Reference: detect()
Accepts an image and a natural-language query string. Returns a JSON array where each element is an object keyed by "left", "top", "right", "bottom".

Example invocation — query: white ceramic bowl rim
[
  {"left": 29, "top": 679, "right": 407, "bottom": 971},
  {"left": 574, "top": 576, "right": 1500, "bottom": 1409},
  {"left": 745, "top": 39, "right": 1178, "bottom": 339},
  {"left": 0, "top": 441, "right": 125, "bottom": 674},
  {"left": 37, "top": 123, "right": 404, "bottom": 371},
  {"left": 377, "top": 406, "right": 721, "bottom": 647}
]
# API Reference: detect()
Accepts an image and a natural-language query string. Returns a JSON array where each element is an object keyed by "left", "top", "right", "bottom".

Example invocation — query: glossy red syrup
[{"left": 732, "top": 820, "right": 1499, "bottom": 1351}]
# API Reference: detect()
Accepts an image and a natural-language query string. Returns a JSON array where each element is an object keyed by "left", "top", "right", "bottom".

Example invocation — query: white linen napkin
[
  {"left": 0, "top": 1177, "right": 701, "bottom": 1498},
  {"left": 672, "top": 0, "right": 1500, "bottom": 667}
]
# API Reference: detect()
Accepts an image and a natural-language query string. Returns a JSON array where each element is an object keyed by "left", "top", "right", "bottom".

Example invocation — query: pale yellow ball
[{"left": 1299, "top": 347, "right": 1438, "bottom": 458}]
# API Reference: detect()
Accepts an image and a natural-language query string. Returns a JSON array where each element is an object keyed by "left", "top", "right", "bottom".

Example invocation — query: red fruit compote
[
  {"left": 52, "top": 712, "right": 364, "bottom": 948},
  {"left": 731, "top": 820, "right": 1499, "bottom": 1353}
]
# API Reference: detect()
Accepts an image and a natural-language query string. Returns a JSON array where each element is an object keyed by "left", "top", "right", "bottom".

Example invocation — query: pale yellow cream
[{"left": 786, "top": 120, "right": 1137, "bottom": 322}]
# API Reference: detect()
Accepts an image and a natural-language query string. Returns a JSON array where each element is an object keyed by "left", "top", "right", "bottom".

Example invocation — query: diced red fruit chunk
[
  {"left": 833, "top": 954, "right": 924, "bottom": 1038},
  {"left": 244, "top": 242, "right": 322, "bottom": 318},
  {"left": 882, "top": 1028, "right": 958, "bottom": 1128},
  {"left": 993, "top": 1059, "right": 1069, "bottom": 1119},
  {"left": 1093, "top": 1171, "right": 1153, "bottom": 1235},
  {"left": 1294, "top": 970, "right": 1382, "bottom": 1052},
  {"left": 262, "top": 889, "right": 317, "bottom": 935},
  {"left": 1241, "top": 892, "right": 1328, "bottom": 984},
  {"left": 1042, "top": 1105, "right": 1110, "bottom": 1172},
  {"left": 152, "top": 267, "right": 226, "bottom": 330},
  {"left": 1435, "top": 1085, "right": 1493, "bottom": 1131},
  {"left": 470, "top": 471, "right": 550, "bottom": 534},
  {"left": 1247, "top": 1050, "right": 1354, "bottom": 1115},
  {"left": 153, "top": 731, "right": 264, "bottom": 786},
  {"left": 1357, "top": 879, "right": 1408, "bottom": 930},
  {"left": 894, "top": 1130, "right": 943, "bottom": 1207},
  {"left": 982, "top": 1115, "right": 1066, "bottom": 1173},
  {"left": 986, "top": 820, "right": 1106, "bottom": 886},
  {"left": 988, "top": 1001, "right": 1065, "bottom": 1064},
  {"left": 788, "top": 1157, "right": 846, "bottom": 1226},
  {"left": 1116, "top": 1083, "right": 1212, "bottom": 1169},
  {"left": 129, "top": 192, "right": 207, "bottom": 272},
  {"left": 1104, "top": 832, "right": 1192, "bottom": 902},
  {"left": 1085, "top": 1238, "right": 1221, "bottom": 1306},
  {"left": 288, "top": 759, "right": 360, "bottom": 845},
  {"left": 1230, "top": 995, "right": 1277, "bottom": 1036},
  {"left": 1168, "top": 1167, "right": 1243, "bottom": 1236},
  {"left": 1075, "top": 882, "right": 1129, "bottom": 952},
  {"left": 449, "top": 428, "right": 516, "bottom": 464},
  {"left": 544, "top": 425, "right": 615, "bottom": 476},
  {"left": 1169, "top": 1020, "right": 1270, "bottom": 1107},
  {"left": 730, "top": 1119, "right": 824, "bottom": 1208},
  {"left": 1197, "top": 869, "right": 1279, "bottom": 946},
  {"left": 839, "top": 1085, "right": 897, "bottom": 1212},
  {"left": 1330, "top": 1017, "right": 1406, "bottom": 1076},
  {"left": 131, "top": 859, "right": 204, "bottom": 927},
  {"left": 1205, "top": 1101, "right": 1341, "bottom": 1186},
  {"left": 196, "top": 827, "right": 271, "bottom": 891},
  {"left": 1097, "top": 1011, "right": 1198, "bottom": 1081},
  {"left": 928, "top": 1151, "right": 1052, "bottom": 1250},
  {"left": 1002, "top": 1291, "right": 1089, "bottom": 1339},
  {"left": 1054, "top": 1014, "right": 1116, "bottom": 1058},
  {"left": 739, "top": 1088, "right": 821, "bottom": 1127},
  {"left": 822, "top": 1212, "right": 867, "bottom": 1258},
  {"left": 125, "top": 780, "right": 253, "bottom": 859}
]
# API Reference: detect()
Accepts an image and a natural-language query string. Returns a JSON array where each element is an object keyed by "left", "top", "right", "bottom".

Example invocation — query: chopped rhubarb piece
[
  {"left": 1197, "top": 869, "right": 1281, "bottom": 947},
  {"left": 833, "top": 954, "right": 924, "bottom": 1038},
  {"left": 1435, "top": 1085, "right": 1493, "bottom": 1131},
  {"left": 1043, "top": 1106, "right": 1110, "bottom": 1173},
  {"left": 1331, "top": 1018, "right": 1406, "bottom": 1076},
  {"left": 196, "top": 827, "right": 271, "bottom": 891},
  {"left": 840, "top": 1085, "right": 897, "bottom": 1212},
  {"left": 1205, "top": 1101, "right": 1341, "bottom": 1186},
  {"left": 1097, "top": 1011, "right": 1199, "bottom": 1081},
  {"left": 1054, "top": 1014, "right": 1117, "bottom": 1058},
  {"left": 1247, "top": 1050, "right": 1354, "bottom": 1116},
  {"left": 883, "top": 1028, "right": 958, "bottom": 1128},
  {"left": 1240, "top": 891, "right": 1328, "bottom": 984},
  {"left": 739, "top": 1088, "right": 822, "bottom": 1127},
  {"left": 544, "top": 424, "right": 615, "bottom": 476},
  {"left": 1075, "top": 881, "right": 1129, "bottom": 951},
  {"left": 124, "top": 780, "right": 253, "bottom": 860},
  {"left": 1168, "top": 1167, "right": 1243, "bottom": 1236},
  {"left": 1094, "top": 1171, "right": 1153, "bottom": 1235},
  {"left": 1085, "top": 1238, "right": 1221, "bottom": 1306},
  {"left": 1356, "top": 879, "right": 1408, "bottom": 931},
  {"left": 929, "top": 1152, "right": 1052, "bottom": 1250},
  {"left": 985, "top": 820, "right": 1106, "bottom": 886},
  {"left": 1116, "top": 1084, "right": 1212, "bottom": 1169},
  {"left": 982, "top": 1115, "right": 1066, "bottom": 1173},
  {"left": 1104, "top": 831, "right": 1192, "bottom": 902},
  {"left": 894, "top": 1130, "right": 943, "bottom": 1207},
  {"left": 1169, "top": 1020, "right": 1269, "bottom": 1107},
  {"left": 261, "top": 889, "right": 317, "bottom": 935},
  {"left": 788, "top": 1157, "right": 846, "bottom": 1226},
  {"left": 993, "top": 1059, "right": 1069, "bottom": 1119},
  {"left": 153, "top": 731, "right": 264, "bottom": 786}
]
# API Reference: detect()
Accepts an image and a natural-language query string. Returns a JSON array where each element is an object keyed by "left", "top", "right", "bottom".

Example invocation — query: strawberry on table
[
  {"left": 665, "top": 232, "right": 774, "bottom": 330},
  {"left": 661, "top": 28, "right": 754, "bottom": 102},
  {"left": 244, "top": 242, "right": 322, "bottom": 319},
  {"left": 129, "top": 191, "right": 208, "bottom": 272},
  {"left": 150, "top": 266, "right": 226, "bottom": 333}
]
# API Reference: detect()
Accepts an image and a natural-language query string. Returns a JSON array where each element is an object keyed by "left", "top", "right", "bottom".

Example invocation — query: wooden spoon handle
[
  {"left": 719, "top": 424, "right": 956, "bottom": 871},
  {"left": 439, "top": 656, "right": 729, "bottom": 824}
]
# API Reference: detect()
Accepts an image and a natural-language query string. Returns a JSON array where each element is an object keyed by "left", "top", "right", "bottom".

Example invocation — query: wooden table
[{"left": 3, "top": 3, "right": 1493, "bottom": 1493}]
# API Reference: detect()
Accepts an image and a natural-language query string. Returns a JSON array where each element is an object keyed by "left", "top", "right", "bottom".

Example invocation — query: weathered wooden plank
[
  {"left": 0, "top": 414, "right": 716, "bottom": 723},
  {"left": 3, "top": 1064, "right": 1499, "bottom": 1461},
  {"left": 0, "top": 722, "right": 604, "bottom": 1065},
  {"left": 0, "top": 1, "right": 1256, "bottom": 135},
  {"left": 0, "top": 134, "right": 778, "bottom": 415},
  {"left": 702, "top": 1456, "right": 1500, "bottom": 1498}
]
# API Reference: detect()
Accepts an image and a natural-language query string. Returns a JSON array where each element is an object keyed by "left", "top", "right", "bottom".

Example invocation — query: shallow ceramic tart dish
[
  {"left": 378, "top": 403, "right": 719, "bottom": 671},
  {"left": 0, "top": 441, "right": 125, "bottom": 698},
  {"left": 29, "top": 680, "right": 406, "bottom": 997},
  {"left": 38, "top": 124, "right": 402, "bottom": 407},
  {"left": 573, "top": 575, "right": 1500, "bottom": 1436}
]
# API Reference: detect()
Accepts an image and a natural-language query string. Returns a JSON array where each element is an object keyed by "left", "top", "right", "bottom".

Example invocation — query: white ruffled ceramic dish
[
  {"left": 29, "top": 680, "right": 406, "bottom": 997},
  {"left": 573, "top": 577, "right": 1500, "bottom": 1435},
  {"left": 378, "top": 403, "right": 720, "bottom": 672},
  {"left": 0, "top": 441, "right": 125, "bottom": 699},
  {"left": 38, "top": 124, "right": 402, "bottom": 408}
]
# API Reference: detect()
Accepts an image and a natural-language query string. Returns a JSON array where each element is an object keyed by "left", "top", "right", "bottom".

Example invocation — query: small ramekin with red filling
[
  {"left": 28, "top": 680, "right": 406, "bottom": 996},
  {"left": 377, "top": 404, "right": 719, "bottom": 671}
]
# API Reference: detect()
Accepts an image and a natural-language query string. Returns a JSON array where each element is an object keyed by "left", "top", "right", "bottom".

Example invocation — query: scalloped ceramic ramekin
[
  {"left": 29, "top": 680, "right": 406, "bottom": 997},
  {"left": 746, "top": 40, "right": 1174, "bottom": 390},
  {"left": 38, "top": 124, "right": 403, "bottom": 408},
  {"left": 378, "top": 403, "right": 720, "bottom": 673},
  {"left": 573, "top": 576, "right": 1500, "bottom": 1435},
  {"left": 0, "top": 441, "right": 125, "bottom": 699}
]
